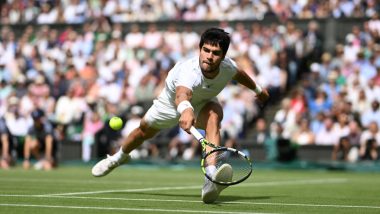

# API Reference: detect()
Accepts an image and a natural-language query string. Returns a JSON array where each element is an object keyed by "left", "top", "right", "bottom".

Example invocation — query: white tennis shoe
[
  {"left": 92, "top": 155, "right": 130, "bottom": 177},
  {"left": 201, "top": 163, "right": 233, "bottom": 203}
]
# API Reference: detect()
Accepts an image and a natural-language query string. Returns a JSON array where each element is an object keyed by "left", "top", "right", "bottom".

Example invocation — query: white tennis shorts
[{"left": 143, "top": 98, "right": 219, "bottom": 129}]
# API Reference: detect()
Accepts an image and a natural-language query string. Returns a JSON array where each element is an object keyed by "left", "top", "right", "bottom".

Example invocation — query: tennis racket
[{"left": 189, "top": 126, "right": 253, "bottom": 186}]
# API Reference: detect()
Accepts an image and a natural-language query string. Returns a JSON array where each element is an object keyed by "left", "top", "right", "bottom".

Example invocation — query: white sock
[{"left": 109, "top": 148, "right": 128, "bottom": 162}]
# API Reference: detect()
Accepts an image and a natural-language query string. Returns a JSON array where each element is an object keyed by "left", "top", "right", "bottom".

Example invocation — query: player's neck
[{"left": 201, "top": 69, "right": 220, "bottom": 79}]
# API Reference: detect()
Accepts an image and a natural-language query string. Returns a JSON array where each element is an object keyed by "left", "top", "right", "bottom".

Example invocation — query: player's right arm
[{"left": 175, "top": 86, "right": 195, "bottom": 133}]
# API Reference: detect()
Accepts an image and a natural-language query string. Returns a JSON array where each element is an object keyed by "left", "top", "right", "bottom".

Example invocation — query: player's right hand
[{"left": 179, "top": 109, "right": 195, "bottom": 133}]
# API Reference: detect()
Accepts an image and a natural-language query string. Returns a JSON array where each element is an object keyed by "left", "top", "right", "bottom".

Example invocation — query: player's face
[{"left": 199, "top": 43, "right": 225, "bottom": 78}]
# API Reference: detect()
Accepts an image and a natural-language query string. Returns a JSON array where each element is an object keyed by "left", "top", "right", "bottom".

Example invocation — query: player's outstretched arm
[
  {"left": 175, "top": 86, "right": 195, "bottom": 133},
  {"left": 232, "top": 69, "right": 269, "bottom": 103}
]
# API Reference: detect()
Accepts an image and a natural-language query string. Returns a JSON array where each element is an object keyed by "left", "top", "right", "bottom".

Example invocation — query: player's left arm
[{"left": 232, "top": 68, "right": 269, "bottom": 103}]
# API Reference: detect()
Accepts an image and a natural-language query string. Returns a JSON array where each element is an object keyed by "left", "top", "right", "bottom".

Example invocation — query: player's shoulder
[
  {"left": 172, "top": 56, "right": 200, "bottom": 75},
  {"left": 221, "top": 57, "right": 238, "bottom": 71},
  {"left": 177, "top": 55, "right": 198, "bottom": 67}
]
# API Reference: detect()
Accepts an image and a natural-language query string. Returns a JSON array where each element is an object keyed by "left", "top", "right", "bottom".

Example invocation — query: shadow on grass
[
  {"left": 116, "top": 191, "right": 275, "bottom": 203},
  {"left": 115, "top": 192, "right": 201, "bottom": 198},
  {"left": 218, "top": 195, "right": 273, "bottom": 203}
]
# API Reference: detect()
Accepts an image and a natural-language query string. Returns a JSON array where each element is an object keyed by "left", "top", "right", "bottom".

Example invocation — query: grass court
[{"left": 0, "top": 163, "right": 379, "bottom": 214}]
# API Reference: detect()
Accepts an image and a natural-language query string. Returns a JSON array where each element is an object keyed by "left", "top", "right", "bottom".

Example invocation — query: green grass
[{"left": 0, "top": 164, "right": 379, "bottom": 214}]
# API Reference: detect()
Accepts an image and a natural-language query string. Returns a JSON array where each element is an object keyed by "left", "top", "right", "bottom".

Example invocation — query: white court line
[
  {"left": 0, "top": 177, "right": 180, "bottom": 185},
  {"left": 0, "top": 203, "right": 276, "bottom": 214},
  {"left": 39, "top": 178, "right": 347, "bottom": 196},
  {"left": 40, "top": 185, "right": 201, "bottom": 196},
  {"left": 1, "top": 195, "right": 379, "bottom": 210}
]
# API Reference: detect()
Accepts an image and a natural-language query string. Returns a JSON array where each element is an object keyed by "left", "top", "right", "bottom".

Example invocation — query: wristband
[
  {"left": 177, "top": 100, "right": 194, "bottom": 114},
  {"left": 254, "top": 84, "right": 263, "bottom": 94}
]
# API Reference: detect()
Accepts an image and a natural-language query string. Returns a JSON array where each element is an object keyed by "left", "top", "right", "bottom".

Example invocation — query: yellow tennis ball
[{"left": 109, "top": 116, "right": 123, "bottom": 130}]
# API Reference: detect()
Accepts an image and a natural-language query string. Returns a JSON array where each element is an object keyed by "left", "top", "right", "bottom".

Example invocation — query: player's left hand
[{"left": 256, "top": 89, "right": 270, "bottom": 104}]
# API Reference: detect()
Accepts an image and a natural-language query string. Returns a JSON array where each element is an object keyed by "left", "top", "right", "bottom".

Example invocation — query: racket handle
[{"left": 190, "top": 126, "right": 204, "bottom": 141}]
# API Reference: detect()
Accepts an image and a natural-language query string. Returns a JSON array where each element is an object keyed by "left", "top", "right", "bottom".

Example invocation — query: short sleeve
[
  {"left": 174, "top": 60, "right": 200, "bottom": 91},
  {"left": 175, "top": 71, "right": 198, "bottom": 90},
  {"left": 224, "top": 58, "right": 239, "bottom": 73}
]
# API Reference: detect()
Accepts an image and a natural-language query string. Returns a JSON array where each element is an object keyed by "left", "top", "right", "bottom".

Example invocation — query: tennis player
[{"left": 92, "top": 27, "right": 269, "bottom": 203}]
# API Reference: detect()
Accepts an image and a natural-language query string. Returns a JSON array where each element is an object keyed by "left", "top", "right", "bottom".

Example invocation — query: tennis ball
[{"left": 109, "top": 116, "right": 123, "bottom": 130}]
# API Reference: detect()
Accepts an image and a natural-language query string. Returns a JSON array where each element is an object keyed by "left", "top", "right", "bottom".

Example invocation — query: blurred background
[{"left": 0, "top": 0, "right": 379, "bottom": 170}]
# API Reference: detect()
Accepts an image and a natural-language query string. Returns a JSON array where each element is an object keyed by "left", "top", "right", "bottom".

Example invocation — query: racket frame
[{"left": 189, "top": 126, "right": 253, "bottom": 186}]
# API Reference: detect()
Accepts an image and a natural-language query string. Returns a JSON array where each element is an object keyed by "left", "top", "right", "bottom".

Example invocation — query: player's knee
[
  {"left": 137, "top": 123, "right": 158, "bottom": 140},
  {"left": 205, "top": 103, "right": 223, "bottom": 119},
  {"left": 208, "top": 111, "right": 221, "bottom": 125}
]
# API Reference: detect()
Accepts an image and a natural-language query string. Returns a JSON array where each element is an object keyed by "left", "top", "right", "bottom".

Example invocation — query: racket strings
[{"left": 203, "top": 149, "right": 251, "bottom": 184}]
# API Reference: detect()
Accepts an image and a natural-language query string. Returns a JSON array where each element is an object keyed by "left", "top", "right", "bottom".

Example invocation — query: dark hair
[
  {"left": 199, "top": 28, "right": 230, "bottom": 55},
  {"left": 31, "top": 108, "right": 45, "bottom": 120}
]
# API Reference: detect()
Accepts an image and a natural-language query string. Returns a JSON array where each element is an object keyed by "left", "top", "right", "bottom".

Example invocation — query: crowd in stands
[
  {"left": 1, "top": 1, "right": 380, "bottom": 170},
  {"left": 271, "top": 17, "right": 380, "bottom": 162},
  {"left": 1, "top": 0, "right": 380, "bottom": 25}
]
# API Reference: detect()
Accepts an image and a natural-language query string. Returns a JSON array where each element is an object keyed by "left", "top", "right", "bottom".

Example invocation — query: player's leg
[
  {"left": 92, "top": 119, "right": 160, "bottom": 177},
  {"left": 92, "top": 100, "right": 179, "bottom": 177},
  {"left": 120, "top": 119, "right": 160, "bottom": 154},
  {"left": 196, "top": 101, "right": 223, "bottom": 169},
  {"left": 196, "top": 101, "right": 232, "bottom": 203},
  {"left": 196, "top": 101, "right": 223, "bottom": 151}
]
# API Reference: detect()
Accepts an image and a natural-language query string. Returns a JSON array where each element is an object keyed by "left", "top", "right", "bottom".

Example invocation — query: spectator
[
  {"left": 125, "top": 24, "right": 144, "bottom": 50},
  {"left": 36, "top": 3, "right": 59, "bottom": 24},
  {"left": 303, "top": 20, "right": 324, "bottom": 65},
  {"left": 82, "top": 109, "right": 103, "bottom": 163},
  {"left": 360, "top": 100, "right": 380, "bottom": 128},
  {"left": 23, "top": 109, "right": 56, "bottom": 170},
  {"left": 310, "top": 111, "right": 326, "bottom": 134},
  {"left": 302, "top": 63, "right": 323, "bottom": 100},
  {"left": 0, "top": 117, "right": 12, "bottom": 169},
  {"left": 351, "top": 88, "right": 370, "bottom": 115},
  {"left": 332, "top": 137, "right": 352, "bottom": 161},
  {"left": 359, "top": 121, "right": 380, "bottom": 160},
  {"left": 63, "top": 0, "right": 88, "bottom": 24},
  {"left": 291, "top": 118, "right": 315, "bottom": 145},
  {"left": 333, "top": 113, "right": 350, "bottom": 140},
  {"left": 320, "top": 70, "right": 341, "bottom": 103},
  {"left": 315, "top": 117, "right": 340, "bottom": 145},
  {"left": 4, "top": 96, "right": 32, "bottom": 159},
  {"left": 143, "top": 24, "right": 163, "bottom": 54},
  {"left": 363, "top": 78, "right": 380, "bottom": 103},
  {"left": 268, "top": 122, "right": 296, "bottom": 162},
  {"left": 308, "top": 90, "right": 332, "bottom": 118},
  {"left": 252, "top": 118, "right": 270, "bottom": 145},
  {"left": 274, "top": 97, "right": 297, "bottom": 138},
  {"left": 289, "top": 88, "right": 307, "bottom": 115},
  {"left": 372, "top": 66, "right": 380, "bottom": 86},
  {"left": 347, "top": 120, "right": 362, "bottom": 148}
]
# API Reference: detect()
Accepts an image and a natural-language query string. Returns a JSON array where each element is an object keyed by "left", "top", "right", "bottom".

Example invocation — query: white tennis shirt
[
  {"left": 158, "top": 56, "right": 238, "bottom": 107},
  {"left": 144, "top": 56, "right": 238, "bottom": 128}
]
